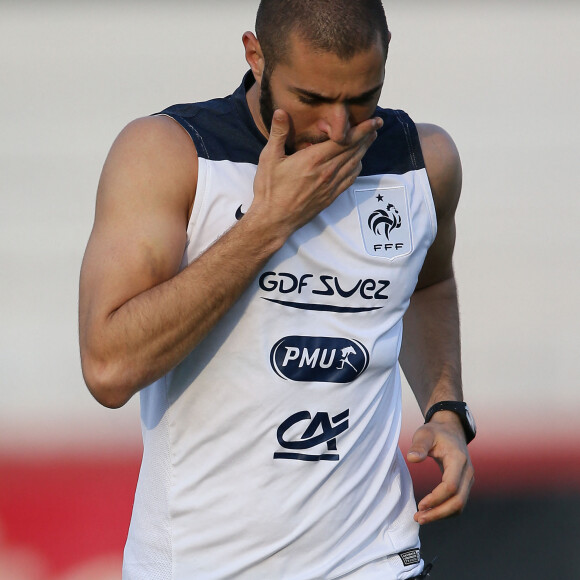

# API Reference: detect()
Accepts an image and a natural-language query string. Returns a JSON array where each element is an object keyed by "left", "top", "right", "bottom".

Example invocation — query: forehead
[{"left": 271, "top": 33, "right": 386, "bottom": 97}]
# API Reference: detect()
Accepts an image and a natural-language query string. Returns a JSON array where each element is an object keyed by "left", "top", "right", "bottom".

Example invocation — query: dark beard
[
  {"left": 259, "top": 69, "right": 298, "bottom": 155},
  {"left": 259, "top": 68, "right": 275, "bottom": 134}
]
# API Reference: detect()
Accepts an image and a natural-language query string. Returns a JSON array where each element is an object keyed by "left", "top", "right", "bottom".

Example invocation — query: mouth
[{"left": 296, "top": 135, "right": 329, "bottom": 149}]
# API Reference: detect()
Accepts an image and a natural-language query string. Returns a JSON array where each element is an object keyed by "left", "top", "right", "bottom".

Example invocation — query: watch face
[{"left": 465, "top": 406, "right": 476, "bottom": 435}]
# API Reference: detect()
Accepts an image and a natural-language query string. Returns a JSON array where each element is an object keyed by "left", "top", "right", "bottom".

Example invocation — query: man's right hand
[
  {"left": 79, "top": 109, "right": 382, "bottom": 409},
  {"left": 249, "top": 109, "right": 383, "bottom": 242}
]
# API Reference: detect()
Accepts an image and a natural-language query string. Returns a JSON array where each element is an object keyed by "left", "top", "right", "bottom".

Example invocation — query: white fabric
[{"left": 123, "top": 156, "right": 436, "bottom": 579}]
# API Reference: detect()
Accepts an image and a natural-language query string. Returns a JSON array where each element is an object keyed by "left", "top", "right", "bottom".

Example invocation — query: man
[{"left": 79, "top": 1, "right": 475, "bottom": 578}]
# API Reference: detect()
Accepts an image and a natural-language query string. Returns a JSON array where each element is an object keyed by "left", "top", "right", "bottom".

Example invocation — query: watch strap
[{"left": 424, "top": 401, "right": 476, "bottom": 444}]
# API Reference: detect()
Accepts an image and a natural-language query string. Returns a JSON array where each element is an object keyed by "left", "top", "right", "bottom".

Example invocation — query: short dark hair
[{"left": 255, "top": 0, "right": 389, "bottom": 74}]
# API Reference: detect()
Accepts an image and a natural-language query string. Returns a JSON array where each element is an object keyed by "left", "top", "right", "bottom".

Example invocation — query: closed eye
[
  {"left": 294, "top": 85, "right": 382, "bottom": 107},
  {"left": 348, "top": 87, "right": 383, "bottom": 106},
  {"left": 348, "top": 93, "right": 378, "bottom": 106},
  {"left": 297, "top": 94, "right": 330, "bottom": 106}
]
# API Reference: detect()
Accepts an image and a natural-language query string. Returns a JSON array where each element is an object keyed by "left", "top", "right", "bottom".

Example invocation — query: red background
[{"left": 2, "top": 441, "right": 579, "bottom": 579}]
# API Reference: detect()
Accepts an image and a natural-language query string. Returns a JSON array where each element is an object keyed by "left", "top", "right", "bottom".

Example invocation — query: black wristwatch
[{"left": 424, "top": 401, "right": 476, "bottom": 444}]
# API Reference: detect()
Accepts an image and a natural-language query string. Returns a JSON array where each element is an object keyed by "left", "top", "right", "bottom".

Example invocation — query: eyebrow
[{"left": 292, "top": 83, "right": 383, "bottom": 105}]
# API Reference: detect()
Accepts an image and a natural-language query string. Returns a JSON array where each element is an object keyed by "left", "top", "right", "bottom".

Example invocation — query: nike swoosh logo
[{"left": 235, "top": 205, "right": 245, "bottom": 220}]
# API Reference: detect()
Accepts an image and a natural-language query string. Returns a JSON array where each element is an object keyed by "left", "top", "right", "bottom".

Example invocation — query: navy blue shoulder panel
[
  {"left": 156, "top": 73, "right": 266, "bottom": 165},
  {"left": 360, "top": 108, "right": 425, "bottom": 176},
  {"left": 156, "top": 73, "right": 425, "bottom": 175}
]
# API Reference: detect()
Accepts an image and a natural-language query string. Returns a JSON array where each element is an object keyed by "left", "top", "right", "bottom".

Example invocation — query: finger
[
  {"left": 415, "top": 476, "right": 472, "bottom": 524},
  {"left": 417, "top": 441, "right": 473, "bottom": 507},
  {"left": 344, "top": 116, "right": 383, "bottom": 147},
  {"left": 265, "top": 109, "right": 290, "bottom": 158},
  {"left": 325, "top": 159, "right": 363, "bottom": 202},
  {"left": 289, "top": 115, "right": 381, "bottom": 201},
  {"left": 324, "top": 135, "right": 374, "bottom": 198},
  {"left": 310, "top": 115, "right": 382, "bottom": 162},
  {"left": 327, "top": 125, "right": 378, "bottom": 186},
  {"left": 415, "top": 459, "right": 474, "bottom": 524},
  {"left": 406, "top": 425, "right": 435, "bottom": 463},
  {"left": 417, "top": 457, "right": 466, "bottom": 511}
]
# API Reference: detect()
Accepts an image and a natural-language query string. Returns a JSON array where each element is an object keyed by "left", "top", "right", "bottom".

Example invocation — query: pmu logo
[
  {"left": 274, "top": 409, "right": 350, "bottom": 461},
  {"left": 270, "top": 336, "right": 369, "bottom": 383},
  {"left": 368, "top": 204, "right": 402, "bottom": 240}
]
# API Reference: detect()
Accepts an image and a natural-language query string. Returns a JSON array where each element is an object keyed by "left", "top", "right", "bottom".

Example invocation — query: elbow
[{"left": 81, "top": 355, "right": 136, "bottom": 409}]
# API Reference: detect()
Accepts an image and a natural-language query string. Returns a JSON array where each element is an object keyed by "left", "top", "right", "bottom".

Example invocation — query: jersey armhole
[{"left": 153, "top": 113, "right": 209, "bottom": 270}]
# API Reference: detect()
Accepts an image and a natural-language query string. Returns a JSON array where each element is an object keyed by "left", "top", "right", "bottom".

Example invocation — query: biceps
[
  {"left": 416, "top": 213, "right": 456, "bottom": 290},
  {"left": 80, "top": 212, "right": 187, "bottom": 321},
  {"left": 80, "top": 116, "right": 195, "bottom": 324}
]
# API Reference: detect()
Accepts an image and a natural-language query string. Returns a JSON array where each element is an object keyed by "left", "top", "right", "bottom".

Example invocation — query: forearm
[
  {"left": 399, "top": 275, "right": 463, "bottom": 415},
  {"left": 80, "top": 214, "right": 284, "bottom": 407},
  {"left": 404, "top": 125, "right": 474, "bottom": 523},
  {"left": 80, "top": 110, "right": 381, "bottom": 408}
]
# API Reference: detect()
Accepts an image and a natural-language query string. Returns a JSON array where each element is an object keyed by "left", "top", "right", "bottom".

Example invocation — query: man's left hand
[{"left": 407, "top": 414, "right": 474, "bottom": 524}]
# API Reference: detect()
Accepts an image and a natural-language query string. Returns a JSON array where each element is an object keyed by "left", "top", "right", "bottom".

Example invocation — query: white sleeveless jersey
[{"left": 123, "top": 73, "right": 436, "bottom": 580}]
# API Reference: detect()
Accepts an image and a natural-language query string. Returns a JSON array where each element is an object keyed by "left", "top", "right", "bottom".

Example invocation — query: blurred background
[{"left": 1, "top": 1, "right": 578, "bottom": 578}]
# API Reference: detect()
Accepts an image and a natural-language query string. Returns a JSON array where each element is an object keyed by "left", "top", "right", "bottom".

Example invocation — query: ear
[
  {"left": 384, "top": 30, "right": 392, "bottom": 60},
  {"left": 242, "top": 32, "right": 265, "bottom": 86}
]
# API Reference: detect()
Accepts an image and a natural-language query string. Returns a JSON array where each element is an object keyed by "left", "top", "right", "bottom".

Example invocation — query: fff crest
[{"left": 355, "top": 186, "right": 413, "bottom": 259}]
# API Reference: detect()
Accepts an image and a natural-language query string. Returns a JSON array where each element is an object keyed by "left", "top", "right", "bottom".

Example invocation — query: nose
[{"left": 318, "top": 104, "right": 352, "bottom": 144}]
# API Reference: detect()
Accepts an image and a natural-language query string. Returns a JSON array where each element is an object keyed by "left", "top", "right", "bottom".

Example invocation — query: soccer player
[{"left": 79, "top": 1, "right": 475, "bottom": 577}]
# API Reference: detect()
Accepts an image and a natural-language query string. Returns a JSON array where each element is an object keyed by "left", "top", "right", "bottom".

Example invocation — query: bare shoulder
[
  {"left": 80, "top": 115, "right": 199, "bottom": 335},
  {"left": 113, "top": 114, "right": 196, "bottom": 154},
  {"left": 416, "top": 123, "right": 462, "bottom": 218},
  {"left": 98, "top": 115, "right": 198, "bottom": 220},
  {"left": 412, "top": 124, "right": 462, "bottom": 288},
  {"left": 116, "top": 114, "right": 196, "bottom": 154}
]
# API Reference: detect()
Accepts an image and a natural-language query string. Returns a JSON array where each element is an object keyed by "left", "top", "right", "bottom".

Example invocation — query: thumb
[
  {"left": 266, "top": 109, "right": 290, "bottom": 155},
  {"left": 407, "top": 425, "right": 434, "bottom": 464}
]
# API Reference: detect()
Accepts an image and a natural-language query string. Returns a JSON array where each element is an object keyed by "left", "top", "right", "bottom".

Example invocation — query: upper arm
[
  {"left": 79, "top": 115, "right": 197, "bottom": 354},
  {"left": 415, "top": 123, "right": 462, "bottom": 289}
]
